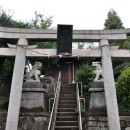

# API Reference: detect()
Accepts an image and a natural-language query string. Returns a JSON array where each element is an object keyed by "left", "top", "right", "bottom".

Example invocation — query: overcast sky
[{"left": 0, "top": 0, "right": 130, "bottom": 30}]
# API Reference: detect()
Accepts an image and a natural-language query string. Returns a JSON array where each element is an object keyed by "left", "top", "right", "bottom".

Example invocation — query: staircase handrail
[
  {"left": 78, "top": 82, "right": 83, "bottom": 96},
  {"left": 48, "top": 71, "right": 61, "bottom": 130},
  {"left": 76, "top": 83, "right": 83, "bottom": 130}
]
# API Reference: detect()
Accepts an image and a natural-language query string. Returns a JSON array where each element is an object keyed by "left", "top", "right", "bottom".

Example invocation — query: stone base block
[
  {"left": 88, "top": 80, "right": 107, "bottom": 113},
  {"left": 21, "top": 82, "right": 45, "bottom": 111}
]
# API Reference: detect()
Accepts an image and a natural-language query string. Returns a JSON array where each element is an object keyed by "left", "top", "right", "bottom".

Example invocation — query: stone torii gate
[{"left": 0, "top": 27, "right": 130, "bottom": 130}]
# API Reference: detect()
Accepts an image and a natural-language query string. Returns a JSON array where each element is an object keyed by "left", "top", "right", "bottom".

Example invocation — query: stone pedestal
[
  {"left": 86, "top": 80, "right": 107, "bottom": 130},
  {"left": 88, "top": 80, "right": 107, "bottom": 113},
  {"left": 20, "top": 82, "right": 45, "bottom": 112}
]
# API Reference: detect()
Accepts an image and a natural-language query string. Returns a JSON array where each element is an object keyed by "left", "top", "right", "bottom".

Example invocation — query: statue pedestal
[
  {"left": 85, "top": 80, "right": 107, "bottom": 130},
  {"left": 20, "top": 82, "right": 45, "bottom": 112},
  {"left": 88, "top": 80, "right": 107, "bottom": 113}
]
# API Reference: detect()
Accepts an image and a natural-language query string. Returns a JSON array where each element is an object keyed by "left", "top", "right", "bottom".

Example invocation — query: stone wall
[
  {"left": 84, "top": 116, "right": 108, "bottom": 130},
  {"left": 84, "top": 115, "right": 130, "bottom": 130},
  {"left": 0, "top": 112, "right": 49, "bottom": 130}
]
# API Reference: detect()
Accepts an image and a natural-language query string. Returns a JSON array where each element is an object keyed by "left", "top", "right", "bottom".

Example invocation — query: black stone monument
[{"left": 57, "top": 24, "right": 73, "bottom": 56}]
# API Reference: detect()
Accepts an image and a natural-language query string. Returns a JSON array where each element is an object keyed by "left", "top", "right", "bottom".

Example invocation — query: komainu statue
[
  {"left": 92, "top": 61, "right": 103, "bottom": 81},
  {"left": 24, "top": 61, "right": 42, "bottom": 82}
]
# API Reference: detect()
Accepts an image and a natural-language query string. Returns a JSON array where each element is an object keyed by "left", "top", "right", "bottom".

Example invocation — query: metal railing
[
  {"left": 49, "top": 98, "right": 54, "bottom": 112},
  {"left": 76, "top": 83, "right": 83, "bottom": 130},
  {"left": 48, "top": 71, "right": 61, "bottom": 130},
  {"left": 78, "top": 82, "right": 83, "bottom": 96}
]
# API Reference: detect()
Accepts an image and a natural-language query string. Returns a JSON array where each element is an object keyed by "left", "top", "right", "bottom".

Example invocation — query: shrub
[
  {"left": 0, "top": 96, "right": 8, "bottom": 111},
  {"left": 76, "top": 64, "right": 94, "bottom": 95},
  {"left": 116, "top": 68, "right": 130, "bottom": 112},
  {"left": 114, "top": 62, "right": 130, "bottom": 79},
  {"left": 2, "top": 58, "right": 14, "bottom": 78},
  {"left": 0, "top": 96, "right": 8, "bottom": 105}
]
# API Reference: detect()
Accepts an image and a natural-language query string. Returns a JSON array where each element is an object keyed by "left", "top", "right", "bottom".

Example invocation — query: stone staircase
[{"left": 55, "top": 84, "right": 79, "bottom": 130}]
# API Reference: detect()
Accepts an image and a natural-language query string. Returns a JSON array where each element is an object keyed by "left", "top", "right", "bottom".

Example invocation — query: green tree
[
  {"left": 116, "top": 68, "right": 130, "bottom": 111},
  {"left": 2, "top": 58, "right": 14, "bottom": 78},
  {"left": 0, "top": 7, "right": 32, "bottom": 47},
  {"left": 104, "top": 9, "right": 130, "bottom": 50},
  {"left": 0, "top": 7, "right": 31, "bottom": 28},
  {"left": 31, "top": 10, "right": 56, "bottom": 48},
  {"left": 30, "top": 10, "right": 56, "bottom": 48},
  {"left": 104, "top": 9, "right": 126, "bottom": 76},
  {"left": 0, "top": 7, "right": 13, "bottom": 27},
  {"left": 114, "top": 62, "right": 130, "bottom": 80},
  {"left": 104, "top": 9, "right": 124, "bottom": 48},
  {"left": 122, "top": 36, "right": 130, "bottom": 50},
  {"left": 32, "top": 10, "right": 53, "bottom": 29},
  {"left": 75, "top": 64, "right": 94, "bottom": 95},
  {"left": 104, "top": 9, "right": 124, "bottom": 29}
]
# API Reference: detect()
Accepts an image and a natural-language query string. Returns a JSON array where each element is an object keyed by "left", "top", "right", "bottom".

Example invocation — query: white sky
[{"left": 0, "top": 0, "right": 130, "bottom": 30}]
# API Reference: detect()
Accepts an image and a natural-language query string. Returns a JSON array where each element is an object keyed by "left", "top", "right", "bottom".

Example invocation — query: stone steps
[
  {"left": 55, "top": 126, "right": 79, "bottom": 130},
  {"left": 57, "top": 108, "right": 76, "bottom": 112},
  {"left": 56, "top": 121, "right": 78, "bottom": 126},
  {"left": 58, "top": 99, "right": 76, "bottom": 104},
  {"left": 58, "top": 103, "right": 76, "bottom": 108},
  {"left": 59, "top": 94, "right": 76, "bottom": 97},
  {"left": 55, "top": 84, "right": 79, "bottom": 130},
  {"left": 59, "top": 97, "right": 76, "bottom": 100},
  {"left": 60, "top": 91, "right": 75, "bottom": 94},
  {"left": 56, "top": 116, "right": 78, "bottom": 121},
  {"left": 57, "top": 112, "right": 78, "bottom": 116}
]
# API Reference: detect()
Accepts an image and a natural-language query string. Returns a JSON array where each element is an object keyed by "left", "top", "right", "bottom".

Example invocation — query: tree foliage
[
  {"left": 29, "top": 10, "right": 56, "bottom": 48},
  {"left": 0, "top": 7, "right": 31, "bottom": 28},
  {"left": 75, "top": 64, "right": 94, "bottom": 95},
  {"left": 2, "top": 58, "right": 14, "bottom": 78},
  {"left": 122, "top": 36, "right": 130, "bottom": 50},
  {"left": 0, "top": 7, "right": 13, "bottom": 27},
  {"left": 0, "top": 7, "right": 32, "bottom": 48},
  {"left": 104, "top": 9, "right": 130, "bottom": 50},
  {"left": 32, "top": 11, "right": 53, "bottom": 29},
  {"left": 104, "top": 9, "right": 127, "bottom": 75},
  {"left": 104, "top": 9, "right": 124, "bottom": 48},
  {"left": 116, "top": 68, "right": 130, "bottom": 111},
  {"left": 104, "top": 9, "right": 124, "bottom": 29},
  {"left": 114, "top": 62, "right": 130, "bottom": 80}
]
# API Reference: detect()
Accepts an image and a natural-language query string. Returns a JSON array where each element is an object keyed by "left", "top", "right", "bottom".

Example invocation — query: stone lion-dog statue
[
  {"left": 24, "top": 61, "right": 42, "bottom": 82},
  {"left": 92, "top": 61, "right": 103, "bottom": 81}
]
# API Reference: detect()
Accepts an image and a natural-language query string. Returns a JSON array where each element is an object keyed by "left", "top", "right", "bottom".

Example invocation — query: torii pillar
[
  {"left": 5, "top": 38, "right": 28, "bottom": 130},
  {"left": 100, "top": 39, "right": 121, "bottom": 130}
]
